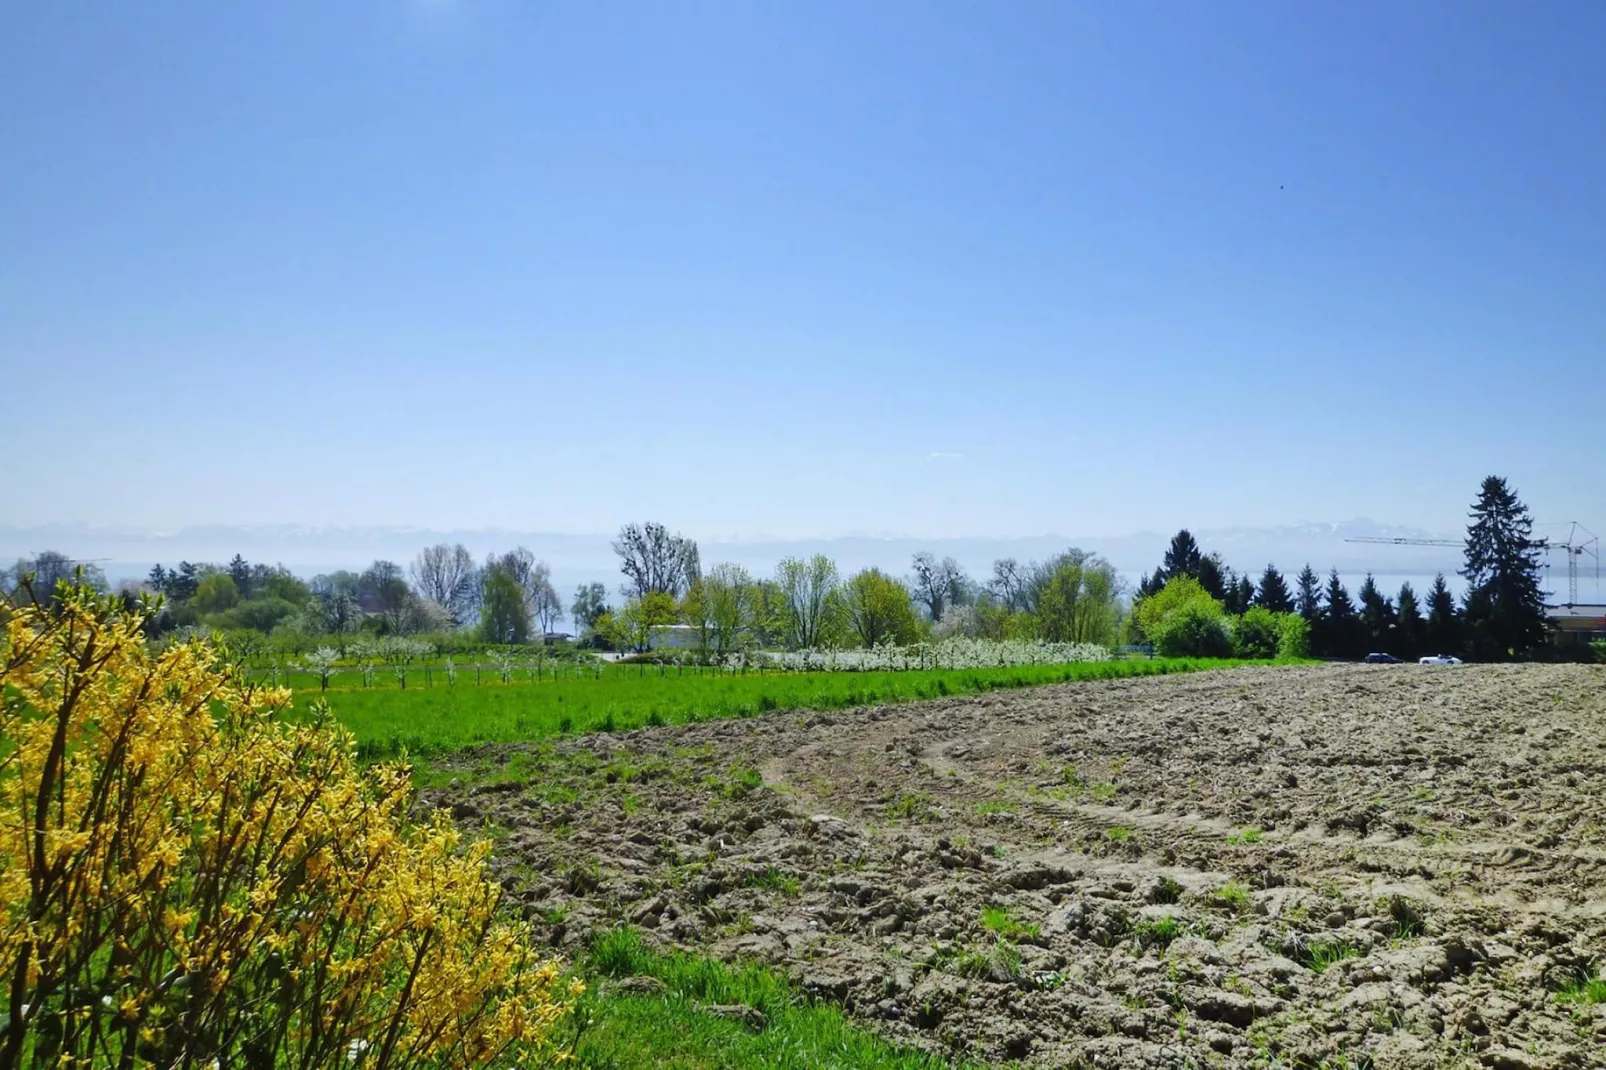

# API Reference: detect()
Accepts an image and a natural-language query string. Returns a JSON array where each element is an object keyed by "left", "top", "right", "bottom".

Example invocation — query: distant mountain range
[{"left": 1, "top": 519, "right": 1471, "bottom": 593}]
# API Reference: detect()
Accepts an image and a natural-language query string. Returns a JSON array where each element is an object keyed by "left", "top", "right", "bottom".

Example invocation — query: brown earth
[{"left": 424, "top": 663, "right": 1606, "bottom": 1069}]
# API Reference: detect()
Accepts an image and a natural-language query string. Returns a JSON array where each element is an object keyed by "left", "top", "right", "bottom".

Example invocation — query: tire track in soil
[{"left": 426, "top": 662, "right": 1606, "bottom": 1069}]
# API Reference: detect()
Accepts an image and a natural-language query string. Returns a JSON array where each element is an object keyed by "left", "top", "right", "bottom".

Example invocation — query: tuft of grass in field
[
  {"left": 1227, "top": 826, "right": 1264, "bottom": 845},
  {"left": 286, "top": 658, "right": 1278, "bottom": 762},
  {"left": 1296, "top": 938, "right": 1362, "bottom": 973},
  {"left": 742, "top": 866, "right": 801, "bottom": 897},
  {"left": 1106, "top": 826, "right": 1135, "bottom": 843},
  {"left": 1132, "top": 915, "right": 1184, "bottom": 949},
  {"left": 885, "top": 792, "right": 936, "bottom": 822},
  {"left": 980, "top": 906, "right": 1039, "bottom": 941},
  {"left": 1556, "top": 972, "right": 1606, "bottom": 1006},
  {"left": 576, "top": 929, "right": 975, "bottom": 1069},
  {"left": 1211, "top": 881, "right": 1253, "bottom": 915},
  {"left": 973, "top": 799, "right": 1016, "bottom": 817}
]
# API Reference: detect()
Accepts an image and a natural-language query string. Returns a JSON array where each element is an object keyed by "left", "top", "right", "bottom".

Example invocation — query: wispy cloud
[{"left": 926, "top": 451, "right": 963, "bottom": 461}]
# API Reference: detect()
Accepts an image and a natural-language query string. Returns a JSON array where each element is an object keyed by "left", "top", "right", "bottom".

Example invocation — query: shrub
[
  {"left": 1275, "top": 612, "right": 1311, "bottom": 659},
  {"left": 1152, "top": 600, "right": 1233, "bottom": 658},
  {"left": 0, "top": 587, "right": 576, "bottom": 1068},
  {"left": 1233, "top": 606, "right": 1281, "bottom": 659}
]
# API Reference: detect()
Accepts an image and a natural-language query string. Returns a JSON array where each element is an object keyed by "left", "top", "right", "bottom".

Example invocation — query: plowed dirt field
[{"left": 426, "top": 663, "right": 1606, "bottom": 1068}]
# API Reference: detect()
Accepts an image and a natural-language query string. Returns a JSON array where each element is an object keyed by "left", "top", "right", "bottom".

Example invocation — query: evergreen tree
[
  {"left": 1197, "top": 553, "right": 1228, "bottom": 601},
  {"left": 1254, "top": 565, "right": 1294, "bottom": 613},
  {"left": 1294, "top": 564, "right": 1323, "bottom": 623},
  {"left": 1395, "top": 582, "right": 1424, "bottom": 658},
  {"left": 1226, "top": 574, "right": 1255, "bottom": 615},
  {"left": 1319, "top": 570, "right": 1361, "bottom": 659},
  {"left": 1137, "top": 570, "right": 1164, "bottom": 599},
  {"left": 1460, "top": 476, "right": 1548, "bottom": 660},
  {"left": 1356, "top": 573, "right": 1397, "bottom": 654},
  {"left": 228, "top": 554, "right": 253, "bottom": 599},
  {"left": 1162, "top": 530, "right": 1202, "bottom": 581},
  {"left": 1424, "top": 573, "right": 1459, "bottom": 656}
]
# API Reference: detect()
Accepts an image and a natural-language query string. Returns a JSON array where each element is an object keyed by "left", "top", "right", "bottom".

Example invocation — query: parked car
[
  {"left": 1418, "top": 654, "right": 1464, "bottom": 665},
  {"left": 1364, "top": 653, "right": 1401, "bottom": 664}
]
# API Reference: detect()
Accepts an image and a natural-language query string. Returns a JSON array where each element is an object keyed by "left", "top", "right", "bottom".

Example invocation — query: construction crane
[
  {"left": 1547, "top": 522, "right": 1599, "bottom": 606},
  {"left": 1343, "top": 537, "right": 1460, "bottom": 547}
]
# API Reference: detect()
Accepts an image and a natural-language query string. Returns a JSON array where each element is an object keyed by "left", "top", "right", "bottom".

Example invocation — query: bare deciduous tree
[
  {"left": 776, "top": 555, "right": 840, "bottom": 650},
  {"left": 909, "top": 552, "right": 968, "bottom": 622},
  {"left": 988, "top": 558, "right": 1030, "bottom": 612},
  {"left": 613, "top": 522, "right": 700, "bottom": 600},
  {"left": 486, "top": 548, "right": 562, "bottom": 635},
  {"left": 409, "top": 544, "right": 479, "bottom": 627}
]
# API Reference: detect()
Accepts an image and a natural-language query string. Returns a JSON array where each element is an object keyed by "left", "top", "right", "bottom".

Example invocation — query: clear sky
[{"left": 4, "top": 1, "right": 1603, "bottom": 540}]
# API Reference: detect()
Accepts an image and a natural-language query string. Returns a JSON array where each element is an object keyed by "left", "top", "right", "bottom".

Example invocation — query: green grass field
[
  {"left": 572, "top": 930, "right": 976, "bottom": 1069},
  {"left": 292, "top": 657, "right": 1274, "bottom": 760}
]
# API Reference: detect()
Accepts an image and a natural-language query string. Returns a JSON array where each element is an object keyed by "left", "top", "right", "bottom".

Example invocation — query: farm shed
[{"left": 1546, "top": 603, "right": 1606, "bottom": 646}]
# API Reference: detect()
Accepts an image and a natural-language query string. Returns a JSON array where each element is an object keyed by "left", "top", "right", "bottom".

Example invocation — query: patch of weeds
[
  {"left": 620, "top": 790, "right": 641, "bottom": 815},
  {"left": 535, "top": 781, "right": 580, "bottom": 805},
  {"left": 1556, "top": 971, "right": 1606, "bottom": 1006},
  {"left": 980, "top": 906, "right": 1040, "bottom": 941},
  {"left": 974, "top": 799, "right": 1016, "bottom": 817},
  {"left": 542, "top": 905, "right": 569, "bottom": 926},
  {"left": 885, "top": 791, "right": 936, "bottom": 822},
  {"left": 1381, "top": 894, "right": 1424, "bottom": 938},
  {"left": 1223, "top": 974, "right": 1253, "bottom": 996},
  {"left": 1410, "top": 785, "right": 1436, "bottom": 802},
  {"left": 743, "top": 866, "right": 801, "bottom": 897},
  {"left": 1295, "top": 938, "right": 1362, "bottom": 973},
  {"left": 1091, "top": 781, "right": 1118, "bottom": 802},
  {"left": 1106, "top": 826, "right": 1135, "bottom": 844},
  {"left": 1152, "top": 875, "right": 1184, "bottom": 905},
  {"left": 1227, "top": 826, "right": 1264, "bottom": 845},
  {"left": 1212, "top": 880, "right": 1253, "bottom": 915},
  {"left": 1133, "top": 915, "right": 1183, "bottom": 950}
]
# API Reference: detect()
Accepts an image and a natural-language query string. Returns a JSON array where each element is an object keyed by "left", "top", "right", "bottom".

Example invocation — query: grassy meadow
[{"left": 293, "top": 656, "right": 1272, "bottom": 760}]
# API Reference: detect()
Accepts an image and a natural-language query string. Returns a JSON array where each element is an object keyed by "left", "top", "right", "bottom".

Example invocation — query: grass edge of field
[
  {"left": 303, "top": 657, "right": 1307, "bottom": 771},
  {"left": 568, "top": 928, "right": 978, "bottom": 1069}
]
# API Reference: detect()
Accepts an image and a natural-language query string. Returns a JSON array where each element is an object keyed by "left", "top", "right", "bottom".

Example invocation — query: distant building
[
  {"left": 1546, "top": 604, "right": 1606, "bottom": 647},
  {"left": 647, "top": 624, "right": 701, "bottom": 651}
]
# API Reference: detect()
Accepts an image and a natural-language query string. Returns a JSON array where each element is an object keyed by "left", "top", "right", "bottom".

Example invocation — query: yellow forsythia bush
[{"left": 0, "top": 587, "right": 578, "bottom": 1068}]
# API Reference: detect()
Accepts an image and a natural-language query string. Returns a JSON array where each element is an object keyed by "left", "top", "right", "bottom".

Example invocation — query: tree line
[
  {"left": 4, "top": 476, "right": 1558, "bottom": 662},
  {"left": 1130, "top": 476, "right": 1552, "bottom": 662}
]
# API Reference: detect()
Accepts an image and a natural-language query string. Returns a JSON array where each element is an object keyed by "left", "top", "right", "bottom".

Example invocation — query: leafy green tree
[
  {"left": 1137, "top": 575, "right": 1207, "bottom": 642},
  {"left": 1460, "top": 476, "right": 1549, "bottom": 660},
  {"left": 747, "top": 579, "right": 791, "bottom": 649},
  {"left": 842, "top": 569, "right": 920, "bottom": 647},
  {"left": 1161, "top": 530, "right": 1203, "bottom": 581},
  {"left": 1254, "top": 566, "right": 1294, "bottom": 613},
  {"left": 1152, "top": 600, "right": 1232, "bottom": 658},
  {"left": 257, "top": 567, "right": 311, "bottom": 606},
  {"left": 479, "top": 568, "right": 531, "bottom": 644},
  {"left": 1395, "top": 582, "right": 1424, "bottom": 658},
  {"left": 1318, "top": 571, "right": 1361, "bottom": 659},
  {"left": 1275, "top": 613, "right": 1311, "bottom": 659},
  {"left": 194, "top": 573, "right": 240, "bottom": 614},
  {"left": 570, "top": 583, "right": 609, "bottom": 636},
  {"left": 1233, "top": 606, "right": 1281, "bottom": 659},
  {"left": 1424, "top": 573, "right": 1459, "bottom": 655},
  {"left": 616, "top": 592, "right": 679, "bottom": 652},
  {"left": 1356, "top": 574, "right": 1396, "bottom": 653},
  {"left": 1294, "top": 564, "right": 1323, "bottom": 623},
  {"left": 1035, "top": 558, "right": 1120, "bottom": 645}
]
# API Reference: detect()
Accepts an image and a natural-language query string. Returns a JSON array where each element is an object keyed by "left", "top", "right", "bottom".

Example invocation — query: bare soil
[{"left": 425, "top": 663, "right": 1606, "bottom": 1068}]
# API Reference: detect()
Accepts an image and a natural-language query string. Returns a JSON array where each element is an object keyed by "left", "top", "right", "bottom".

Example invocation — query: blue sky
[{"left": 4, "top": 0, "right": 1603, "bottom": 540}]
